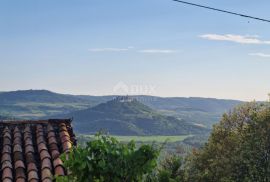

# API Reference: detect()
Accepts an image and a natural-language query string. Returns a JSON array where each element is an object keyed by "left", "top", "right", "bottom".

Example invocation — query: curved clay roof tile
[
  {"left": 15, "top": 167, "right": 26, "bottom": 180},
  {"left": 53, "top": 158, "right": 63, "bottom": 168},
  {"left": 41, "top": 158, "right": 52, "bottom": 170},
  {"left": 2, "top": 145, "right": 12, "bottom": 154},
  {"left": 13, "top": 144, "right": 23, "bottom": 153},
  {"left": 27, "top": 163, "right": 38, "bottom": 172},
  {"left": 38, "top": 143, "right": 48, "bottom": 153},
  {"left": 1, "top": 153, "right": 12, "bottom": 164},
  {"left": 23, "top": 126, "right": 31, "bottom": 134},
  {"left": 54, "top": 166, "right": 65, "bottom": 176},
  {"left": 47, "top": 125, "right": 54, "bottom": 132},
  {"left": 2, "top": 160, "right": 13, "bottom": 170},
  {"left": 25, "top": 145, "right": 35, "bottom": 154},
  {"left": 15, "top": 160, "right": 25, "bottom": 169},
  {"left": 14, "top": 132, "right": 22, "bottom": 139},
  {"left": 2, "top": 167, "right": 13, "bottom": 181},
  {"left": 40, "top": 150, "right": 51, "bottom": 161},
  {"left": 51, "top": 150, "right": 60, "bottom": 160},
  {"left": 14, "top": 126, "right": 20, "bottom": 133},
  {"left": 47, "top": 131, "right": 56, "bottom": 139},
  {"left": 41, "top": 168, "right": 52, "bottom": 181},
  {"left": 28, "top": 170, "right": 39, "bottom": 181},
  {"left": 3, "top": 137, "right": 12, "bottom": 146},
  {"left": 3, "top": 132, "right": 12, "bottom": 140}
]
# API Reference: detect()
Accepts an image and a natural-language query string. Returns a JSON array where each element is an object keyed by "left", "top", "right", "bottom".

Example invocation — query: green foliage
[
  {"left": 56, "top": 133, "right": 160, "bottom": 182},
  {"left": 157, "top": 154, "right": 185, "bottom": 182},
  {"left": 185, "top": 102, "right": 270, "bottom": 182}
]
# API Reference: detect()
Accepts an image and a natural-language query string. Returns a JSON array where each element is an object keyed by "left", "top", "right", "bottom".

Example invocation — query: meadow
[{"left": 78, "top": 134, "right": 192, "bottom": 143}]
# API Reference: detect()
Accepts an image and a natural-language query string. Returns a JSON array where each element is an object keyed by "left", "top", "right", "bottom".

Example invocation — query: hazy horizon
[
  {"left": 1, "top": 0, "right": 270, "bottom": 101},
  {"left": 0, "top": 88, "right": 265, "bottom": 102}
]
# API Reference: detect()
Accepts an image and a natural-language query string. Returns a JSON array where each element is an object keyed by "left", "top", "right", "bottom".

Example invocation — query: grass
[
  {"left": 80, "top": 135, "right": 192, "bottom": 143},
  {"left": 114, "top": 135, "right": 192, "bottom": 142}
]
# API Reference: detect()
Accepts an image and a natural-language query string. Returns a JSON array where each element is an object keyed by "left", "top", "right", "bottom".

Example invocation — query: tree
[
  {"left": 185, "top": 102, "right": 270, "bottom": 182},
  {"left": 157, "top": 154, "right": 185, "bottom": 182},
  {"left": 56, "top": 134, "right": 160, "bottom": 182}
]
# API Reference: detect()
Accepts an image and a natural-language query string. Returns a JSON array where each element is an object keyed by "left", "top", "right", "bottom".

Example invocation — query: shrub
[
  {"left": 157, "top": 154, "right": 185, "bottom": 182},
  {"left": 56, "top": 133, "right": 160, "bottom": 182}
]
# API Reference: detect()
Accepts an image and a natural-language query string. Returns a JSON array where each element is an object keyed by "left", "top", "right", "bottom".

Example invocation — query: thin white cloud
[
  {"left": 200, "top": 34, "right": 270, "bottom": 45},
  {"left": 88, "top": 47, "right": 180, "bottom": 54},
  {"left": 88, "top": 47, "right": 132, "bottom": 52},
  {"left": 249, "top": 53, "right": 270, "bottom": 58},
  {"left": 138, "top": 49, "right": 178, "bottom": 54}
]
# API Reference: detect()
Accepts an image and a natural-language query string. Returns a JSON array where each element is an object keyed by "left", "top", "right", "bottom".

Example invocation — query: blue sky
[{"left": 1, "top": 0, "right": 270, "bottom": 101}]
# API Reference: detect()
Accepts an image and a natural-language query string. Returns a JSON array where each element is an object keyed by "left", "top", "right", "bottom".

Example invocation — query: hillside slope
[
  {"left": 0, "top": 90, "right": 112, "bottom": 118},
  {"left": 59, "top": 97, "right": 209, "bottom": 135},
  {"left": 0, "top": 90, "right": 242, "bottom": 127}
]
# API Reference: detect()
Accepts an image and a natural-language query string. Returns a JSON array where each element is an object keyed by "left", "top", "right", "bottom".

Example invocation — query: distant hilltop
[
  {"left": 113, "top": 96, "right": 135, "bottom": 103},
  {"left": 0, "top": 89, "right": 242, "bottom": 128}
]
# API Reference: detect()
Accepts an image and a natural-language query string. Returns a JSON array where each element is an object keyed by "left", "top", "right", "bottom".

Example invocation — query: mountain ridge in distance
[
  {"left": 0, "top": 90, "right": 243, "bottom": 127},
  {"left": 58, "top": 96, "right": 210, "bottom": 135}
]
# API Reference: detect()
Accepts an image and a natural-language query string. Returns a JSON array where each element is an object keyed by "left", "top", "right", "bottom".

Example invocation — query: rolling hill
[
  {"left": 58, "top": 97, "right": 210, "bottom": 135},
  {"left": 0, "top": 90, "right": 112, "bottom": 118},
  {"left": 0, "top": 90, "right": 242, "bottom": 127}
]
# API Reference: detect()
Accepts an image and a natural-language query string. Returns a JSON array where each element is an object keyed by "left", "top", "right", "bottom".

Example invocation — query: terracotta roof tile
[
  {"left": 51, "top": 150, "right": 60, "bottom": 160},
  {"left": 0, "top": 119, "right": 75, "bottom": 182},
  {"left": 3, "top": 137, "right": 12, "bottom": 146},
  {"left": 16, "top": 178, "right": 26, "bottom": 182},
  {"left": 27, "top": 163, "right": 38, "bottom": 172},
  {"left": 60, "top": 135, "right": 71, "bottom": 143},
  {"left": 47, "top": 132, "right": 56, "bottom": 139},
  {"left": 2, "top": 161, "right": 12, "bottom": 170},
  {"left": 48, "top": 137, "right": 58, "bottom": 145},
  {"left": 15, "top": 167, "right": 26, "bottom": 179},
  {"left": 59, "top": 131, "right": 69, "bottom": 138},
  {"left": 23, "top": 126, "right": 31, "bottom": 134},
  {"left": 2, "top": 167, "right": 13, "bottom": 180},
  {"left": 40, "top": 150, "right": 51, "bottom": 161},
  {"left": 25, "top": 139, "right": 33, "bottom": 147},
  {"left": 41, "top": 168, "right": 52, "bottom": 181},
  {"left": 14, "top": 137, "right": 22, "bottom": 145},
  {"left": 25, "top": 145, "right": 35, "bottom": 154},
  {"left": 14, "top": 132, "right": 22, "bottom": 139},
  {"left": 3, "top": 132, "right": 12, "bottom": 139},
  {"left": 13, "top": 152, "right": 24, "bottom": 162},
  {"left": 2, "top": 145, "right": 12, "bottom": 154},
  {"left": 14, "top": 144, "right": 23, "bottom": 153},
  {"left": 38, "top": 143, "right": 48, "bottom": 153},
  {"left": 49, "top": 143, "right": 59, "bottom": 151},
  {"left": 53, "top": 158, "right": 63, "bottom": 168},
  {"left": 28, "top": 170, "right": 39, "bottom": 181},
  {"left": 14, "top": 126, "right": 20, "bottom": 133},
  {"left": 47, "top": 124, "right": 54, "bottom": 132},
  {"left": 43, "top": 179, "right": 53, "bottom": 182},
  {"left": 36, "top": 136, "right": 46, "bottom": 145},
  {"left": 3, "top": 179, "right": 13, "bottom": 182},
  {"left": 41, "top": 158, "right": 52, "bottom": 170},
  {"left": 62, "top": 141, "right": 72, "bottom": 152},
  {"left": 15, "top": 160, "right": 26, "bottom": 169},
  {"left": 55, "top": 166, "right": 65, "bottom": 176},
  {"left": 36, "top": 125, "right": 43, "bottom": 131},
  {"left": 1, "top": 153, "right": 11, "bottom": 163}
]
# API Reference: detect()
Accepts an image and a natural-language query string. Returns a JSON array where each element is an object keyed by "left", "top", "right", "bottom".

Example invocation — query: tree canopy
[{"left": 186, "top": 102, "right": 270, "bottom": 182}]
